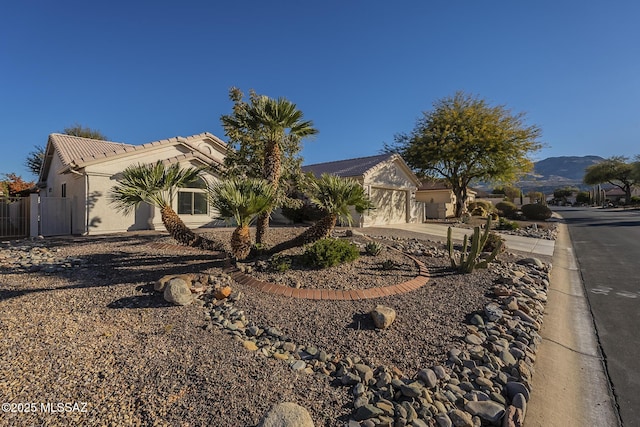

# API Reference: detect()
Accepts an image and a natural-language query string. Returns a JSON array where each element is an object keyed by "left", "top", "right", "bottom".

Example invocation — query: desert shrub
[
  {"left": 630, "top": 196, "right": 640, "bottom": 206},
  {"left": 495, "top": 201, "right": 518, "bottom": 219},
  {"left": 364, "top": 241, "right": 383, "bottom": 256},
  {"left": 469, "top": 231, "right": 505, "bottom": 253},
  {"left": 378, "top": 260, "right": 397, "bottom": 271},
  {"left": 302, "top": 238, "right": 359, "bottom": 268},
  {"left": 460, "top": 212, "right": 472, "bottom": 223},
  {"left": 269, "top": 255, "right": 292, "bottom": 272},
  {"left": 468, "top": 200, "right": 493, "bottom": 212},
  {"left": 521, "top": 203, "right": 552, "bottom": 220},
  {"left": 470, "top": 206, "right": 487, "bottom": 216},
  {"left": 497, "top": 217, "right": 519, "bottom": 230}
]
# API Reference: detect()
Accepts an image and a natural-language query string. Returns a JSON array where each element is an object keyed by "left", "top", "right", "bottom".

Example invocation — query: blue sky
[{"left": 2, "top": 0, "right": 639, "bottom": 180}]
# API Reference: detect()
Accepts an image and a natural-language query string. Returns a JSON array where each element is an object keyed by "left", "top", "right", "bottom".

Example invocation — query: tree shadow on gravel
[
  {"left": 0, "top": 244, "right": 228, "bottom": 303},
  {"left": 107, "top": 284, "right": 174, "bottom": 309},
  {"left": 346, "top": 312, "right": 376, "bottom": 331}
]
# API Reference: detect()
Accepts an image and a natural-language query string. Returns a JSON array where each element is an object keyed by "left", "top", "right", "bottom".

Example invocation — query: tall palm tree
[
  {"left": 208, "top": 177, "right": 275, "bottom": 260},
  {"left": 109, "top": 161, "right": 225, "bottom": 251},
  {"left": 245, "top": 95, "right": 318, "bottom": 245},
  {"left": 268, "top": 174, "right": 375, "bottom": 255}
]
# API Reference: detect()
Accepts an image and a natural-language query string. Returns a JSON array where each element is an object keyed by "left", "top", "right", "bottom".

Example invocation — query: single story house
[
  {"left": 416, "top": 181, "right": 477, "bottom": 219},
  {"left": 34, "top": 132, "right": 227, "bottom": 236},
  {"left": 300, "top": 153, "right": 423, "bottom": 227}
]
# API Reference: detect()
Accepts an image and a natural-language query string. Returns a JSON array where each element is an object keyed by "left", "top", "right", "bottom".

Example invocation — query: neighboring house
[
  {"left": 605, "top": 186, "right": 640, "bottom": 204},
  {"left": 416, "top": 181, "right": 477, "bottom": 219},
  {"left": 35, "top": 132, "right": 227, "bottom": 236},
  {"left": 301, "top": 153, "right": 422, "bottom": 227}
]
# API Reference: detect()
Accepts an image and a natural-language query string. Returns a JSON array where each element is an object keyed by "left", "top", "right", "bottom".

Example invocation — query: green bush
[
  {"left": 497, "top": 217, "right": 519, "bottom": 230},
  {"left": 281, "top": 202, "right": 325, "bottom": 223},
  {"left": 495, "top": 201, "right": 518, "bottom": 219},
  {"left": 630, "top": 196, "right": 640, "bottom": 206},
  {"left": 521, "top": 203, "right": 552, "bottom": 220},
  {"left": 269, "top": 255, "right": 292, "bottom": 272},
  {"left": 302, "top": 238, "right": 359, "bottom": 268}
]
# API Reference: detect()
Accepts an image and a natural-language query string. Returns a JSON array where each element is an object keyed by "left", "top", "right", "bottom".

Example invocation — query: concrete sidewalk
[{"left": 372, "top": 222, "right": 556, "bottom": 257}]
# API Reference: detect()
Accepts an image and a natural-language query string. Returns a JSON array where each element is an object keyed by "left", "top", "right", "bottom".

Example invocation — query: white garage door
[{"left": 368, "top": 188, "right": 407, "bottom": 225}]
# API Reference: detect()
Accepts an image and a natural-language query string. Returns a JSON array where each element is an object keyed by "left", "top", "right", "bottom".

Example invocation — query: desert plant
[
  {"left": 468, "top": 200, "right": 493, "bottom": 212},
  {"left": 497, "top": 217, "right": 519, "bottom": 230},
  {"left": 268, "top": 174, "right": 374, "bottom": 255},
  {"left": 378, "top": 260, "right": 397, "bottom": 271},
  {"left": 447, "top": 216, "right": 503, "bottom": 273},
  {"left": 478, "top": 232, "right": 506, "bottom": 253},
  {"left": 470, "top": 206, "right": 487, "bottom": 217},
  {"left": 495, "top": 201, "right": 518, "bottom": 219},
  {"left": 208, "top": 177, "right": 276, "bottom": 260},
  {"left": 302, "top": 238, "right": 359, "bottom": 269},
  {"left": 521, "top": 203, "right": 552, "bottom": 221},
  {"left": 365, "top": 241, "right": 383, "bottom": 256},
  {"left": 269, "top": 255, "right": 292, "bottom": 272}
]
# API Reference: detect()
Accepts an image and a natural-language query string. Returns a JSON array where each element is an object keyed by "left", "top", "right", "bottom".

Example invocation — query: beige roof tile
[{"left": 49, "top": 133, "right": 134, "bottom": 167}]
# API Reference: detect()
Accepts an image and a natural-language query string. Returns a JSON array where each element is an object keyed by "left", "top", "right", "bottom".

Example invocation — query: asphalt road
[{"left": 556, "top": 206, "right": 640, "bottom": 427}]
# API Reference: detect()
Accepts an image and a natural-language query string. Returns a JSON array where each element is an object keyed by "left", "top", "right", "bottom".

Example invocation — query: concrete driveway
[{"left": 370, "top": 222, "right": 556, "bottom": 257}]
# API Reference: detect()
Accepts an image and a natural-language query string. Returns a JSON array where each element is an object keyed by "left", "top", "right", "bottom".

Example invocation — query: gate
[
  {"left": 40, "top": 197, "right": 72, "bottom": 236},
  {"left": 0, "top": 197, "right": 30, "bottom": 239}
]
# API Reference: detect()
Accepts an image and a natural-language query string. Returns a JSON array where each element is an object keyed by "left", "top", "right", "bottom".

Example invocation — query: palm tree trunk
[
  {"left": 255, "top": 211, "right": 270, "bottom": 245},
  {"left": 268, "top": 213, "right": 337, "bottom": 255},
  {"left": 160, "top": 205, "right": 226, "bottom": 252},
  {"left": 231, "top": 225, "right": 252, "bottom": 260}
]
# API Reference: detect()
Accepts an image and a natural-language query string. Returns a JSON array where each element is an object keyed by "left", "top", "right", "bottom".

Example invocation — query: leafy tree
[
  {"left": 25, "top": 145, "right": 45, "bottom": 177},
  {"left": 576, "top": 191, "right": 591, "bottom": 204},
  {"left": 63, "top": 124, "right": 108, "bottom": 140},
  {"left": 386, "top": 91, "right": 542, "bottom": 217},
  {"left": 583, "top": 156, "right": 638, "bottom": 203},
  {"left": 553, "top": 186, "right": 578, "bottom": 201},
  {"left": 109, "top": 162, "right": 224, "bottom": 251},
  {"left": 0, "top": 173, "right": 35, "bottom": 196},
  {"left": 268, "top": 174, "right": 374, "bottom": 255},
  {"left": 526, "top": 191, "right": 545, "bottom": 204},
  {"left": 221, "top": 88, "right": 318, "bottom": 245},
  {"left": 208, "top": 177, "right": 275, "bottom": 260}
]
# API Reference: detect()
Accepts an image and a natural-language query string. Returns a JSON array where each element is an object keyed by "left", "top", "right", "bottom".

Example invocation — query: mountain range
[{"left": 516, "top": 155, "right": 604, "bottom": 193}]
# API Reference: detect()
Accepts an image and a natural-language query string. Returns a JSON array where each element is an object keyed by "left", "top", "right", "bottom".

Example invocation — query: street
[{"left": 556, "top": 206, "right": 640, "bottom": 426}]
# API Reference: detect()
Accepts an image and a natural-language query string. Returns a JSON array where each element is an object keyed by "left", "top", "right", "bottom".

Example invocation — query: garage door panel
[{"left": 368, "top": 188, "right": 406, "bottom": 225}]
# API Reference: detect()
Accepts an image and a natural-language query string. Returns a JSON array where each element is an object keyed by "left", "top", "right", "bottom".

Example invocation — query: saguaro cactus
[{"left": 447, "top": 216, "right": 503, "bottom": 273}]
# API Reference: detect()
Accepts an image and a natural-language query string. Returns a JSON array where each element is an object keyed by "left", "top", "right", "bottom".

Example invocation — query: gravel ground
[{"left": 0, "top": 226, "right": 543, "bottom": 426}]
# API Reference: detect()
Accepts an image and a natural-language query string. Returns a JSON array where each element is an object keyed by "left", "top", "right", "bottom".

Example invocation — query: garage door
[{"left": 368, "top": 188, "right": 406, "bottom": 225}]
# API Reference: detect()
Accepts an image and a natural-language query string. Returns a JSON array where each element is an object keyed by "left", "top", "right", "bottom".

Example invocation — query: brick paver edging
[
  {"left": 223, "top": 252, "right": 429, "bottom": 301},
  {"left": 148, "top": 241, "right": 430, "bottom": 300}
]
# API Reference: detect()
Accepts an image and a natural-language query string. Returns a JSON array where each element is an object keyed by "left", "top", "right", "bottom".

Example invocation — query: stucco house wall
[{"left": 36, "top": 132, "right": 227, "bottom": 236}]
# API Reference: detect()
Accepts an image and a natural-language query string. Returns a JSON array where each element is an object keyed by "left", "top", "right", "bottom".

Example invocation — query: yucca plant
[
  {"left": 109, "top": 161, "right": 224, "bottom": 251},
  {"left": 268, "top": 174, "right": 375, "bottom": 255},
  {"left": 208, "top": 177, "right": 275, "bottom": 260}
]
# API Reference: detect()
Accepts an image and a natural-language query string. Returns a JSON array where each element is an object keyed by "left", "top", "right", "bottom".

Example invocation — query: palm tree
[
  {"left": 243, "top": 95, "right": 318, "bottom": 245},
  {"left": 109, "top": 161, "right": 225, "bottom": 251},
  {"left": 268, "top": 174, "right": 375, "bottom": 255},
  {"left": 208, "top": 177, "right": 275, "bottom": 260}
]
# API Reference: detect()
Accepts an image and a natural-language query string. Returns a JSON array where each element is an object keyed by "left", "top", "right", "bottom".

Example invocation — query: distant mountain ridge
[{"left": 516, "top": 155, "right": 604, "bottom": 193}]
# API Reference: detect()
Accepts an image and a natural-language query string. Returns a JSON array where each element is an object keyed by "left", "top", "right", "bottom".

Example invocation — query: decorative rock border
[{"left": 222, "top": 252, "right": 429, "bottom": 301}]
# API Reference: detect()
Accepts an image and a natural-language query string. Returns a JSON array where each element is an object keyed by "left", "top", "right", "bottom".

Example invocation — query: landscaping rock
[
  {"left": 464, "top": 400, "right": 505, "bottom": 423},
  {"left": 163, "top": 278, "right": 193, "bottom": 305},
  {"left": 371, "top": 305, "right": 396, "bottom": 329},
  {"left": 258, "top": 402, "right": 314, "bottom": 427},
  {"left": 214, "top": 285, "right": 232, "bottom": 300}
]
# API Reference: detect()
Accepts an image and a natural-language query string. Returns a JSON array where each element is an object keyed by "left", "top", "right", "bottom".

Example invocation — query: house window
[
  {"left": 61, "top": 183, "right": 67, "bottom": 198},
  {"left": 177, "top": 178, "right": 208, "bottom": 215}
]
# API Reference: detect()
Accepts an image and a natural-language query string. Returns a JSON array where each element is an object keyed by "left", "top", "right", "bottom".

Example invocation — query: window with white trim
[{"left": 177, "top": 178, "right": 208, "bottom": 215}]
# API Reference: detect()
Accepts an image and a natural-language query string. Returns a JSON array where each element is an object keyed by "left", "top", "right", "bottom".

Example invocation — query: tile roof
[
  {"left": 301, "top": 153, "right": 395, "bottom": 177},
  {"left": 49, "top": 134, "right": 134, "bottom": 167},
  {"left": 49, "top": 132, "right": 226, "bottom": 169}
]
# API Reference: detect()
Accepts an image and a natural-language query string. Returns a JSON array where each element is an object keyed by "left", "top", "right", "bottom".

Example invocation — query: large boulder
[
  {"left": 259, "top": 402, "right": 314, "bottom": 427},
  {"left": 371, "top": 305, "right": 396, "bottom": 329},
  {"left": 163, "top": 278, "right": 193, "bottom": 306}
]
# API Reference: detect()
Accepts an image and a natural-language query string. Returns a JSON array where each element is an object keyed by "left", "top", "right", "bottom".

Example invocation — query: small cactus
[
  {"left": 365, "top": 241, "right": 383, "bottom": 256},
  {"left": 447, "top": 216, "right": 502, "bottom": 273}
]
